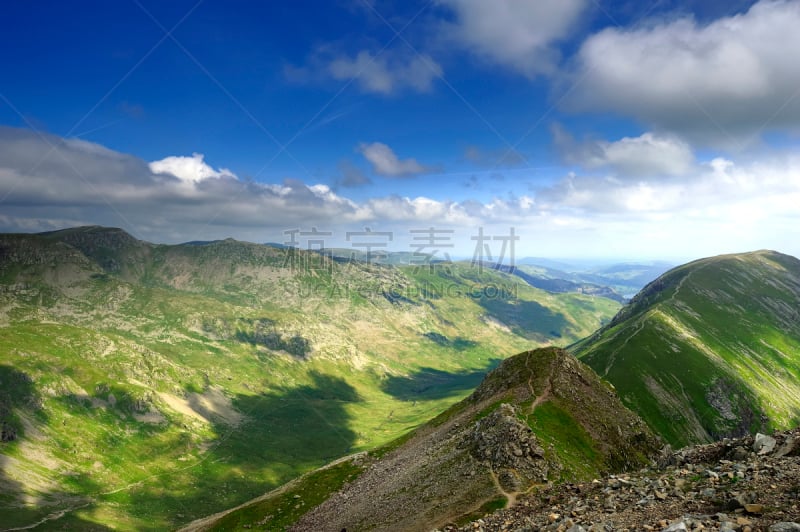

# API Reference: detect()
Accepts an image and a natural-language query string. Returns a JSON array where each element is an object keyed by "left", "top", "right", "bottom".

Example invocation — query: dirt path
[
  {"left": 599, "top": 266, "right": 698, "bottom": 377},
  {"left": 526, "top": 353, "right": 554, "bottom": 412},
  {"left": 178, "top": 451, "right": 368, "bottom": 532},
  {"left": 479, "top": 353, "right": 558, "bottom": 513},
  {"left": 487, "top": 466, "right": 516, "bottom": 507},
  {"left": 603, "top": 317, "right": 645, "bottom": 376},
  {"left": 3, "top": 502, "right": 94, "bottom": 531}
]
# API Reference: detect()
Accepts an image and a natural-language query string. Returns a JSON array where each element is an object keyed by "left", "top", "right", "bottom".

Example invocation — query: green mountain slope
[
  {"left": 573, "top": 250, "right": 800, "bottom": 448},
  {"left": 187, "top": 348, "right": 659, "bottom": 532},
  {"left": 0, "top": 227, "right": 620, "bottom": 529}
]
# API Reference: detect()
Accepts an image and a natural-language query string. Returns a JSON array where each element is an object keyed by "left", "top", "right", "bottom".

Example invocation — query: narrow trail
[
  {"left": 487, "top": 467, "right": 516, "bottom": 508},
  {"left": 666, "top": 268, "right": 695, "bottom": 307},
  {"left": 600, "top": 267, "right": 699, "bottom": 377},
  {"left": 482, "top": 352, "right": 559, "bottom": 512},
  {"left": 525, "top": 353, "right": 555, "bottom": 413},
  {"left": 603, "top": 317, "right": 646, "bottom": 376},
  {"left": 178, "top": 451, "right": 369, "bottom": 532},
  {"left": 3, "top": 502, "right": 93, "bottom": 531}
]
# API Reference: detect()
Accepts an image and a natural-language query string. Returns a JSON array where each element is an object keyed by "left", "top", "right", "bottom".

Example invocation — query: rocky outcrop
[
  {"left": 445, "top": 427, "right": 800, "bottom": 532},
  {"left": 286, "top": 348, "right": 660, "bottom": 532},
  {"left": 462, "top": 403, "right": 550, "bottom": 489}
]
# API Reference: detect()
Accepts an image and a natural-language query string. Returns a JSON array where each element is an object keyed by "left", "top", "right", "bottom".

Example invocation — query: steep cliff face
[{"left": 574, "top": 250, "right": 800, "bottom": 447}]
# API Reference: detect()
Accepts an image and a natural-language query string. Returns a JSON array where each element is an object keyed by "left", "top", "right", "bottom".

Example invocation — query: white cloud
[
  {"left": 539, "top": 153, "right": 800, "bottom": 218},
  {"left": 437, "top": 0, "right": 587, "bottom": 77},
  {"left": 554, "top": 128, "right": 696, "bottom": 178},
  {"left": 149, "top": 153, "right": 237, "bottom": 183},
  {"left": 519, "top": 153, "right": 800, "bottom": 258},
  {"left": 0, "top": 128, "right": 370, "bottom": 240},
  {"left": 286, "top": 47, "right": 442, "bottom": 96},
  {"left": 566, "top": 0, "right": 800, "bottom": 144},
  {"left": 358, "top": 142, "right": 437, "bottom": 177},
  {"left": 4, "top": 126, "right": 800, "bottom": 260}
]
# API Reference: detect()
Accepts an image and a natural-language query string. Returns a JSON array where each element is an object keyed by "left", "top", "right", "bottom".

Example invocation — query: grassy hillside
[
  {"left": 573, "top": 250, "right": 800, "bottom": 448},
  {"left": 0, "top": 227, "right": 620, "bottom": 529},
  {"left": 189, "top": 348, "right": 659, "bottom": 532}
]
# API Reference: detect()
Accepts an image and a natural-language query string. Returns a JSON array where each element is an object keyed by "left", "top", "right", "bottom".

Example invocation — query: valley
[
  {"left": 190, "top": 249, "right": 800, "bottom": 531},
  {"left": 4, "top": 228, "right": 800, "bottom": 531},
  {"left": 5, "top": 3, "right": 800, "bottom": 529},
  {"left": 0, "top": 227, "right": 619, "bottom": 530}
]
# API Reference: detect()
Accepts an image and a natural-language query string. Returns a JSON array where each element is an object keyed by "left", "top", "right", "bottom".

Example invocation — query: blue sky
[{"left": 1, "top": 0, "right": 800, "bottom": 261}]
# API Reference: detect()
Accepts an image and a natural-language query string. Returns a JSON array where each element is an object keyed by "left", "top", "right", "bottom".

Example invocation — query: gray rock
[
  {"left": 775, "top": 436, "right": 800, "bottom": 458},
  {"left": 730, "top": 446, "right": 749, "bottom": 460},
  {"left": 770, "top": 524, "right": 800, "bottom": 532},
  {"left": 727, "top": 491, "right": 756, "bottom": 510},
  {"left": 754, "top": 433, "right": 777, "bottom": 454},
  {"left": 663, "top": 521, "right": 688, "bottom": 531}
]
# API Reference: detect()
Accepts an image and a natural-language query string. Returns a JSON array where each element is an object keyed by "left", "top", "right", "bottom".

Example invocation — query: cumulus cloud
[
  {"left": 0, "top": 127, "right": 370, "bottom": 241},
  {"left": 515, "top": 152, "right": 800, "bottom": 258},
  {"left": 437, "top": 0, "right": 587, "bottom": 78},
  {"left": 286, "top": 46, "right": 442, "bottom": 96},
  {"left": 149, "top": 153, "right": 237, "bottom": 183},
  {"left": 553, "top": 127, "right": 696, "bottom": 178},
  {"left": 358, "top": 142, "right": 438, "bottom": 178},
  {"left": 0, "top": 127, "right": 491, "bottom": 246},
  {"left": 4, "top": 126, "right": 800, "bottom": 259},
  {"left": 538, "top": 153, "right": 800, "bottom": 218},
  {"left": 565, "top": 0, "right": 800, "bottom": 144}
]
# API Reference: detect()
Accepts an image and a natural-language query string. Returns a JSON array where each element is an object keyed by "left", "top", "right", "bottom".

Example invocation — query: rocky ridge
[
  {"left": 282, "top": 348, "right": 660, "bottom": 531},
  {"left": 445, "top": 428, "right": 800, "bottom": 532}
]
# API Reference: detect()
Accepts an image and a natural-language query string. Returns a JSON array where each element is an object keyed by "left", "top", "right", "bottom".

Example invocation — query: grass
[
  {"left": 0, "top": 230, "right": 622, "bottom": 529},
  {"left": 526, "top": 400, "right": 602, "bottom": 480},
  {"left": 453, "top": 496, "right": 509, "bottom": 526},
  {"left": 576, "top": 250, "right": 800, "bottom": 447},
  {"left": 207, "top": 459, "right": 364, "bottom": 531}
]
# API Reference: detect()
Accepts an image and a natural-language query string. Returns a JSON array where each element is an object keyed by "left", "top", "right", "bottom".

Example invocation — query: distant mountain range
[
  {"left": 4, "top": 226, "right": 797, "bottom": 530},
  {"left": 269, "top": 247, "right": 672, "bottom": 303},
  {"left": 0, "top": 226, "right": 621, "bottom": 530},
  {"left": 191, "top": 249, "right": 800, "bottom": 530}
]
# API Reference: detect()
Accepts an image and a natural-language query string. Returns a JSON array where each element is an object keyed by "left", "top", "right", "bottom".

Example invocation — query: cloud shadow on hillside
[
  {"left": 0, "top": 365, "right": 109, "bottom": 530},
  {"left": 477, "top": 296, "right": 569, "bottom": 339},
  {"left": 123, "top": 371, "right": 362, "bottom": 529},
  {"left": 381, "top": 359, "right": 503, "bottom": 402},
  {"left": 421, "top": 332, "right": 479, "bottom": 350}
]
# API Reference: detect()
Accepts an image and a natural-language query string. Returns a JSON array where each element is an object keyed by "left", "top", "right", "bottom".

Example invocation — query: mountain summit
[
  {"left": 194, "top": 347, "right": 660, "bottom": 531},
  {"left": 573, "top": 250, "right": 800, "bottom": 447}
]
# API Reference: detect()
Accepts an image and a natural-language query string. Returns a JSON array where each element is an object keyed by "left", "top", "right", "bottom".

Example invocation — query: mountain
[
  {"left": 491, "top": 263, "right": 626, "bottom": 303},
  {"left": 513, "top": 260, "right": 674, "bottom": 301},
  {"left": 573, "top": 250, "right": 800, "bottom": 448},
  {"left": 0, "top": 226, "right": 620, "bottom": 529},
  {"left": 592, "top": 261, "right": 675, "bottom": 292},
  {"left": 186, "top": 347, "right": 660, "bottom": 531}
]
